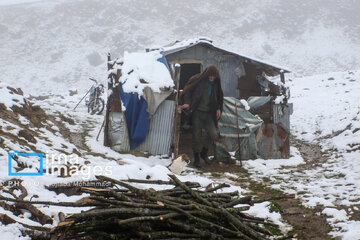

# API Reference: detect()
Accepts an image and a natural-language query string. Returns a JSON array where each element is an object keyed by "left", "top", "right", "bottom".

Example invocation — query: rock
[
  {"left": 69, "top": 90, "right": 78, "bottom": 96},
  {"left": 7, "top": 86, "right": 23, "bottom": 95}
]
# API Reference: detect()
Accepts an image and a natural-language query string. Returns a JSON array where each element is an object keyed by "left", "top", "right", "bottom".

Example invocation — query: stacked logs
[{"left": 50, "top": 174, "right": 281, "bottom": 240}]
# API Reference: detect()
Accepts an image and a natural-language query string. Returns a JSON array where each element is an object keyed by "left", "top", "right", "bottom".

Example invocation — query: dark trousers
[{"left": 191, "top": 110, "right": 218, "bottom": 153}]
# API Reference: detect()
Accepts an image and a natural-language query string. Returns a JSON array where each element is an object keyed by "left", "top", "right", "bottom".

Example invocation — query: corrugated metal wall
[
  {"left": 165, "top": 44, "right": 244, "bottom": 98},
  {"left": 218, "top": 56, "right": 243, "bottom": 97},
  {"left": 136, "top": 100, "right": 176, "bottom": 155},
  {"left": 273, "top": 103, "right": 293, "bottom": 132},
  {"left": 165, "top": 45, "right": 292, "bottom": 159}
]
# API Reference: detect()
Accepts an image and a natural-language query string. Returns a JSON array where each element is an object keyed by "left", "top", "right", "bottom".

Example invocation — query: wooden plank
[{"left": 172, "top": 65, "right": 181, "bottom": 157}]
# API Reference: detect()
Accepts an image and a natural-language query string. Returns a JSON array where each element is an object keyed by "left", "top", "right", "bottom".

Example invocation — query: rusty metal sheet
[
  {"left": 257, "top": 123, "right": 290, "bottom": 159},
  {"left": 136, "top": 100, "right": 176, "bottom": 155}
]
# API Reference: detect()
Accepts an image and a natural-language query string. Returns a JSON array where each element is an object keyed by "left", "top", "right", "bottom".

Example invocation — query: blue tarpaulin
[
  {"left": 157, "top": 54, "right": 170, "bottom": 69},
  {"left": 119, "top": 83, "right": 149, "bottom": 150},
  {"left": 118, "top": 55, "right": 169, "bottom": 150}
]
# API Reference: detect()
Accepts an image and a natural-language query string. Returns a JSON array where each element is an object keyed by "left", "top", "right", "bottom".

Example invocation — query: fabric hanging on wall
[{"left": 119, "top": 83, "right": 149, "bottom": 150}]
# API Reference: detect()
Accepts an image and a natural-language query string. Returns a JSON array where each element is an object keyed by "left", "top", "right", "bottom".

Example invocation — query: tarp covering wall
[
  {"left": 115, "top": 54, "right": 173, "bottom": 150},
  {"left": 119, "top": 83, "right": 149, "bottom": 150},
  {"left": 108, "top": 112, "right": 130, "bottom": 152},
  {"left": 216, "top": 96, "right": 271, "bottom": 160}
]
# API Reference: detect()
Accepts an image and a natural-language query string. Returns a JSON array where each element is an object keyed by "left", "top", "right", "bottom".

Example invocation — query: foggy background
[{"left": 0, "top": 0, "right": 359, "bottom": 94}]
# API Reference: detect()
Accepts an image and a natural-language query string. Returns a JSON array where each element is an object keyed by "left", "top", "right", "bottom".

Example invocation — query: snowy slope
[
  {"left": 3, "top": 83, "right": 278, "bottom": 238},
  {"left": 0, "top": 0, "right": 360, "bottom": 95},
  {"left": 1, "top": 0, "right": 360, "bottom": 239},
  {"left": 244, "top": 70, "right": 360, "bottom": 239}
]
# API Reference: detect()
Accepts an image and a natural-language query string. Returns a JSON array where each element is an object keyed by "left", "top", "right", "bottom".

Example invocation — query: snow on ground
[
  {"left": 1, "top": 0, "right": 360, "bottom": 238},
  {"left": 290, "top": 70, "right": 360, "bottom": 144},
  {"left": 244, "top": 201, "right": 292, "bottom": 234},
  {"left": 0, "top": 223, "right": 29, "bottom": 240},
  {"left": 2, "top": 84, "right": 282, "bottom": 238},
  {"left": 243, "top": 70, "right": 360, "bottom": 239},
  {"left": 1, "top": 52, "right": 359, "bottom": 240}
]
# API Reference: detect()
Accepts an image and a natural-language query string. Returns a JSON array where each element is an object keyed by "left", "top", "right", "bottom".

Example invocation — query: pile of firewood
[
  {"left": 0, "top": 174, "right": 292, "bottom": 239},
  {"left": 50, "top": 174, "right": 281, "bottom": 240}
]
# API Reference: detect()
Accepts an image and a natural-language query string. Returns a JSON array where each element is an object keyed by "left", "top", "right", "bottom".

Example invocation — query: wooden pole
[
  {"left": 235, "top": 103, "right": 242, "bottom": 166},
  {"left": 172, "top": 64, "right": 181, "bottom": 158},
  {"left": 280, "top": 70, "right": 285, "bottom": 84},
  {"left": 73, "top": 87, "right": 91, "bottom": 110},
  {"left": 96, "top": 119, "right": 105, "bottom": 141},
  {"left": 103, "top": 53, "right": 112, "bottom": 146}
]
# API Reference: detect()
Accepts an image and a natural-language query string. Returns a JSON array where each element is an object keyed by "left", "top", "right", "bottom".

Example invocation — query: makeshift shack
[{"left": 104, "top": 37, "right": 292, "bottom": 160}]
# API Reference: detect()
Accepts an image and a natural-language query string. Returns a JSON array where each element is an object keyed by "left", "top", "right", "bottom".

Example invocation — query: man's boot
[
  {"left": 193, "top": 152, "right": 201, "bottom": 168},
  {"left": 200, "top": 147, "right": 211, "bottom": 165}
]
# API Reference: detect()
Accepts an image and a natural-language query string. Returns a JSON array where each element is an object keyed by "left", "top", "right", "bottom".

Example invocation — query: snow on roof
[
  {"left": 115, "top": 37, "right": 289, "bottom": 96},
  {"left": 118, "top": 51, "right": 174, "bottom": 95},
  {"left": 151, "top": 37, "right": 290, "bottom": 74},
  {"left": 153, "top": 36, "right": 213, "bottom": 54}
]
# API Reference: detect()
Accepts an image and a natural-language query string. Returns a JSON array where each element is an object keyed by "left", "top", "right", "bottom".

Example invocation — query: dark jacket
[{"left": 182, "top": 65, "right": 223, "bottom": 125}]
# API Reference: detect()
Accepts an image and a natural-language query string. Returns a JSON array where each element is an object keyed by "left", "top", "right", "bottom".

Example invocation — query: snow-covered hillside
[
  {"left": 0, "top": 82, "right": 291, "bottom": 238},
  {"left": 245, "top": 70, "right": 360, "bottom": 239},
  {"left": 0, "top": 0, "right": 360, "bottom": 95},
  {"left": 1, "top": 0, "right": 360, "bottom": 239}
]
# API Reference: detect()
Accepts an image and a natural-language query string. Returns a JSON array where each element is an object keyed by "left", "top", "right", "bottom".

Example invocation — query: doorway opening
[
  {"left": 178, "top": 63, "right": 202, "bottom": 158},
  {"left": 179, "top": 63, "right": 202, "bottom": 90}
]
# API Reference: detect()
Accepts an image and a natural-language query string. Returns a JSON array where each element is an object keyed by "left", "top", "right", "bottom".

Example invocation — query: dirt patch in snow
[
  {"left": 291, "top": 136, "right": 328, "bottom": 170},
  {"left": 190, "top": 137, "right": 333, "bottom": 240},
  {"left": 279, "top": 198, "right": 331, "bottom": 240}
]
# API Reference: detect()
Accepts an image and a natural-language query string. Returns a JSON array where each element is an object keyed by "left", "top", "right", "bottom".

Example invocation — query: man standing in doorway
[{"left": 181, "top": 65, "right": 224, "bottom": 168}]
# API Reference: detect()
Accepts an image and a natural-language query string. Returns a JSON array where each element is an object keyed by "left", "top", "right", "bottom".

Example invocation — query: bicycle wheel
[{"left": 88, "top": 98, "right": 105, "bottom": 115}]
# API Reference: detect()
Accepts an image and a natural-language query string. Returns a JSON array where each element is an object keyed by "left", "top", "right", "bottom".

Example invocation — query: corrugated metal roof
[{"left": 151, "top": 38, "right": 290, "bottom": 75}]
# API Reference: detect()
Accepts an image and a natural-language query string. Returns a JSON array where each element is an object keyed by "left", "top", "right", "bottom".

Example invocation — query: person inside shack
[{"left": 180, "top": 65, "right": 224, "bottom": 168}]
